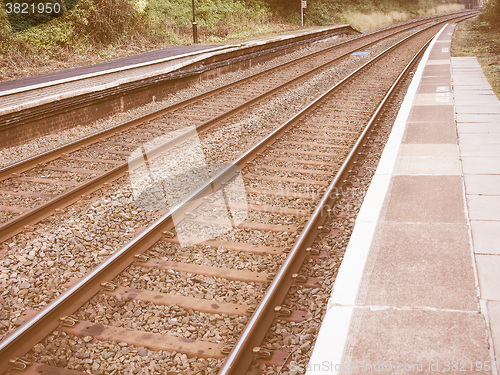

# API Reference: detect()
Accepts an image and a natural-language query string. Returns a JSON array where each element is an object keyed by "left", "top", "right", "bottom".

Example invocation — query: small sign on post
[{"left": 302, "top": 0, "right": 307, "bottom": 8}]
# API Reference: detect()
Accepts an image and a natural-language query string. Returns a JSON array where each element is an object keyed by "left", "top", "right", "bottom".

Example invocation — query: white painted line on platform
[
  {"left": 305, "top": 24, "right": 449, "bottom": 375},
  {"left": 306, "top": 307, "right": 354, "bottom": 375},
  {"left": 329, "top": 221, "right": 378, "bottom": 306}
]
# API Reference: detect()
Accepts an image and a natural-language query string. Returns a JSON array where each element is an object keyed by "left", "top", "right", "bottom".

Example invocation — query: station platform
[
  {"left": 0, "top": 24, "right": 357, "bottom": 149},
  {"left": 307, "top": 23, "right": 500, "bottom": 374},
  {"left": 0, "top": 44, "right": 233, "bottom": 115},
  {"left": 0, "top": 45, "right": 221, "bottom": 94},
  {"left": 0, "top": 25, "right": 355, "bottom": 115}
]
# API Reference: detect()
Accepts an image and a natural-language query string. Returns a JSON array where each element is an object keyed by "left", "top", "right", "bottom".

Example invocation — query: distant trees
[
  {"left": 258, "top": 0, "right": 461, "bottom": 14},
  {"left": 480, "top": 0, "right": 500, "bottom": 29}
]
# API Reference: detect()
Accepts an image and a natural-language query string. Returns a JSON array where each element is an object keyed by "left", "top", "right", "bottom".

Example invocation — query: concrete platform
[
  {"left": 0, "top": 25, "right": 358, "bottom": 148},
  {"left": 0, "top": 25, "right": 356, "bottom": 115},
  {"left": 0, "top": 45, "right": 232, "bottom": 114},
  {"left": 307, "top": 23, "right": 500, "bottom": 375},
  {"left": 0, "top": 45, "right": 222, "bottom": 93}
]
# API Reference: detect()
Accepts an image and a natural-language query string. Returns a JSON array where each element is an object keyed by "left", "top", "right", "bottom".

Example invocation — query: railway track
[
  {"left": 0, "top": 11, "right": 478, "bottom": 375},
  {"left": 0, "top": 11, "right": 474, "bottom": 245}
]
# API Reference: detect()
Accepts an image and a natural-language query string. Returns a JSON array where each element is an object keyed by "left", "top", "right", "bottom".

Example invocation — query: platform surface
[
  {"left": 0, "top": 44, "right": 232, "bottom": 115},
  {"left": 0, "top": 45, "right": 220, "bottom": 93},
  {"left": 0, "top": 24, "right": 353, "bottom": 117},
  {"left": 307, "top": 23, "right": 500, "bottom": 375}
]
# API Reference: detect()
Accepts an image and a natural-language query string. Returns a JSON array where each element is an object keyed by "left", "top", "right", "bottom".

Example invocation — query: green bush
[
  {"left": 1, "top": 0, "right": 145, "bottom": 54},
  {"left": 18, "top": 20, "right": 74, "bottom": 49},
  {"left": 140, "top": 0, "right": 270, "bottom": 41},
  {"left": 70, "top": 0, "right": 145, "bottom": 44},
  {"left": 304, "top": 2, "right": 342, "bottom": 26},
  {"left": 480, "top": 0, "right": 500, "bottom": 30}
]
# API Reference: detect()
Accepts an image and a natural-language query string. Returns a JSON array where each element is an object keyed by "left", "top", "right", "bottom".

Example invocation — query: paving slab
[
  {"left": 403, "top": 121, "right": 457, "bottom": 143},
  {"left": 423, "top": 65, "right": 453, "bottom": 76},
  {"left": 418, "top": 77, "right": 452, "bottom": 88},
  {"left": 487, "top": 301, "right": 500, "bottom": 365},
  {"left": 458, "top": 123, "right": 500, "bottom": 133},
  {"left": 461, "top": 157, "right": 500, "bottom": 174},
  {"left": 457, "top": 105, "right": 500, "bottom": 114},
  {"left": 453, "top": 70, "right": 490, "bottom": 75},
  {"left": 413, "top": 93, "right": 452, "bottom": 105},
  {"left": 461, "top": 146, "right": 500, "bottom": 157},
  {"left": 429, "top": 49, "right": 451, "bottom": 60},
  {"left": 455, "top": 92, "right": 497, "bottom": 100},
  {"left": 358, "top": 222, "right": 478, "bottom": 311},
  {"left": 459, "top": 132, "right": 500, "bottom": 142},
  {"left": 475, "top": 255, "right": 500, "bottom": 301},
  {"left": 425, "top": 59, "right": 450, "bottom": 65},
  {"left": 416, "top": 85, "right": 452, "bottom": 94},
  {"left": 468, "top": 196, "right": 500, "bottom": 221},
  {"left": 465, "top": 175, "right": 500, "bottom": 195},
  {"left": 453, "top": 79, "right": 492, "bottom": 87},
  {"left": 397, "top": 143, "right": 459, "bottom": 157},
  {"left": 459, "top": 133, "right": 500, "bottom": 157},
  {"left": 341, "top": 309, "right": 491, "bottom": 375},
  {"left": 383, "top": 175, "right": 465, "bottom": 223},
  {"left": 408, "top": 105, "right": 454, "bottom": 123},
  {"left": 454, "top": 95, "right": 499, "bottom": 103},
  {"left": 457, "top": 114, "right": 500, "bottom": 123},
  {"left": 393, "top": 156, "right": 461, "bottom": 175},
  {"left": 471, "top": 221, "right": 500, "bottom": 255},
  {"left": 454, "top": 72, "right": 488, "bottom": 76}
]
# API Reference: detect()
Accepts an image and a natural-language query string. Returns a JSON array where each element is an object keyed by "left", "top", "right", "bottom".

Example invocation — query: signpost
[
  {"left": 301, "top": 0, "right": 307, "bottom": 26},
  {"left": 192, "top": 0, "right": 198, "bottom": 44}
]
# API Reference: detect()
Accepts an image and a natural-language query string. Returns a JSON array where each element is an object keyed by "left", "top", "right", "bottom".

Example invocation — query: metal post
[
  {"left": 301, "top": 0, "right": 304, "bottom": 26},
  {"left": 192, "top": 0, "right": 198, "bottom": 44}
]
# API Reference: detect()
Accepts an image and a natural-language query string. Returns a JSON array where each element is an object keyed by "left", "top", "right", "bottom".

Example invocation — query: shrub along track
[{"left": 0, "top": 12, "right": 477, "bottom": 375}]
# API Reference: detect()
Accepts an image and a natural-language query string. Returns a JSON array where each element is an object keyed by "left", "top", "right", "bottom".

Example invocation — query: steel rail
[
  {"left": 0, "top": 15, "right": 454, "bottom": 243},
  {"left": 0, "top": 16, "right": 456, "bottom": 372},
  {"left": 0, "top": 13, "right": 478, "bottom": 374},
  {"left": 0, "top": 11, "right": 472, "bottom": 182},
  {"left": 217, "top": 19, "right": 467, "bottom": 374}
]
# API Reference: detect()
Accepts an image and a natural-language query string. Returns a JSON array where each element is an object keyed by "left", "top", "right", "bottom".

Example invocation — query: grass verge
[{"left": 343, "top": 3, "right": 464, "bottom": 31}]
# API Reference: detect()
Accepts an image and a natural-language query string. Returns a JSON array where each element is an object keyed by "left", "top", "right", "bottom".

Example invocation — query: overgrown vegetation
[
  {"left": 0, "top": 0, "right": 463, "bottom": 81},
  {"left": 452, "top": 0, "right": 500, "bottom": 98},
  {"left": 479, "top": 0, "right": 500, "bottom": 30},
  {"left": 268, "top": 0, "right": 463, "bottom": 26}
]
